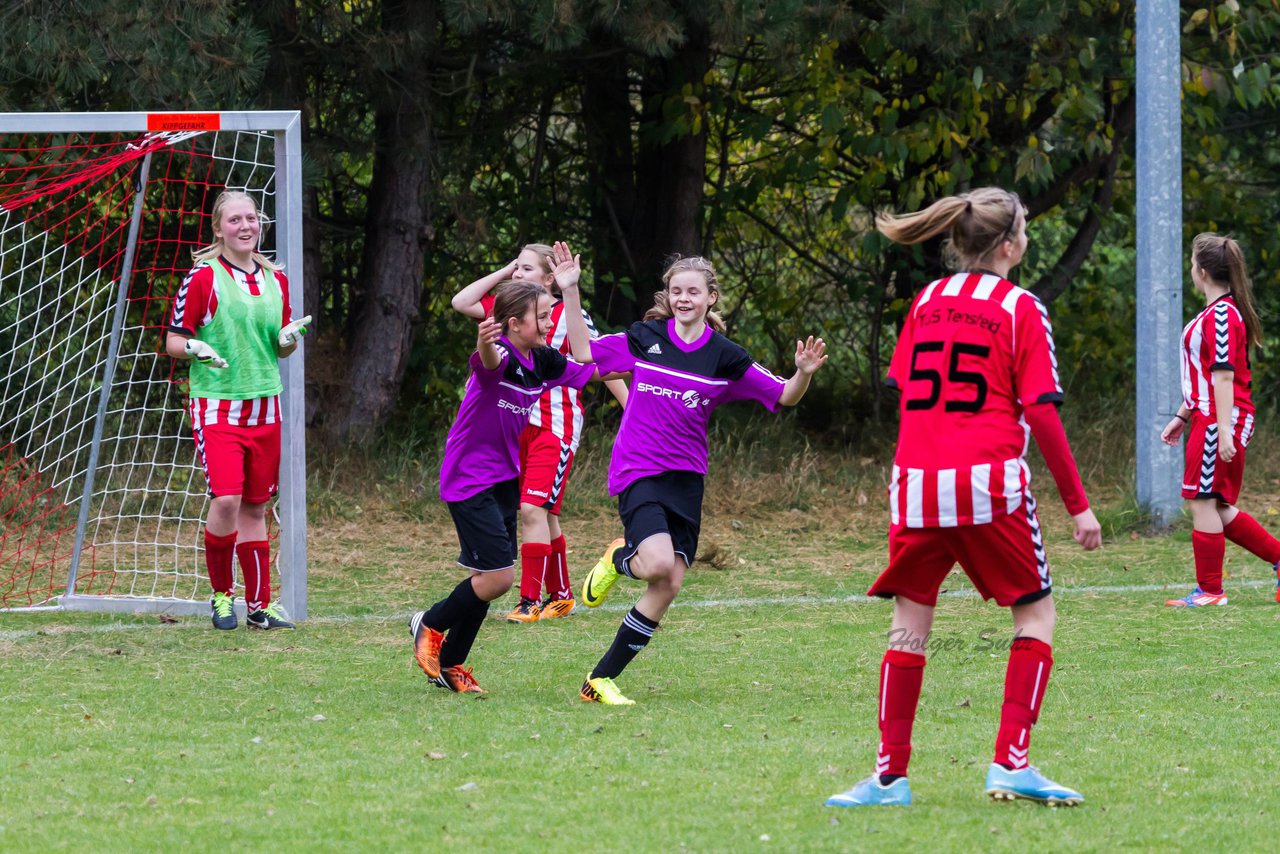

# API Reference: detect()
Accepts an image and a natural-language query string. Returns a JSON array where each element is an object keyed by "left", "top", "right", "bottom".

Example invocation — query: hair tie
[{"left": 965, "top": 200, "right": 973, "bottom": 213}]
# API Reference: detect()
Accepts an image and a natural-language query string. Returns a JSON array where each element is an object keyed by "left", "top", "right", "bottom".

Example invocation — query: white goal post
[{"left": 0, "top": 111, "right": 307, "bottom": 620}]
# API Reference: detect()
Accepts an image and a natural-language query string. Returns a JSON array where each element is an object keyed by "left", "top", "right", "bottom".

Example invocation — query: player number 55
[{"left": 904, "top": 341, "right": 991, "bottom": 413}]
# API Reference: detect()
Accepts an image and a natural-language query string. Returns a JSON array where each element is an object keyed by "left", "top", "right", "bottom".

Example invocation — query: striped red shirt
[
  {"left": 886, "top": 272, "right": 1064, "bottom": 528},
  {"left": 1180, "top": 294, "right": 1253, "bottom": 418},
  {"left": 188, "top": 395, "right": 282, "bottom": 429}
]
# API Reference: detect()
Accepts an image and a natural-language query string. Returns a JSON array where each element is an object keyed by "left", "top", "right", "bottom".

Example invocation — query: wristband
[{"left": 1174, "top": 413, "right": 1188, "bottom": 424}]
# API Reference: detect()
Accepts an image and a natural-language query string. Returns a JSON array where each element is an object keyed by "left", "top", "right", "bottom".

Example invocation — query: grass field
[{"left": 4, "top": 415, "right": 1280, "bottom": 852}]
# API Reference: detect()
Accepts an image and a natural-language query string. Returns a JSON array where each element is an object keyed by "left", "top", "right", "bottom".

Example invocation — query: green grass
[
  {"left": 3, "top": 515, "right": 1279, "bottom": 852},
  {"left": 6, "top": 409, "right": 1280, "bottom": 850}
]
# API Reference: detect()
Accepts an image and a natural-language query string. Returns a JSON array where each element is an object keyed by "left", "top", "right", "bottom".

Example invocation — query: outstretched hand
[
  {"left": 185, "top": 338, "right": 228, "bottom": 369},
  {"left": 477, "top": 316, "right": 503, "bottom": 346},
  {"left": 278, "top": 315, "right": 312, "bottom": 348},
  {"left": 794, "top": 336, "right": 828, "bottom": 376},
  {"left": 551, "top": 241, "right": 581, "bottom": 291}
]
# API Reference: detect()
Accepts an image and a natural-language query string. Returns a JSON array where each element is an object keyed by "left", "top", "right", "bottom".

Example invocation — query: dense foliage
[{"left": 2, "top": 0, "right": 1278, "bottom": 441}]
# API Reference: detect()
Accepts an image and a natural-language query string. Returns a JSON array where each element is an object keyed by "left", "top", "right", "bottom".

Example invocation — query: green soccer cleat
[
  {"left": 210, "top": 592, "right": 237, "bottom": 630},
  {"left": 582, "top": 538, "right": 626, "bottom": 608},
  {"left": 580, "top": 675, "right": 635, "bottom": 706}
]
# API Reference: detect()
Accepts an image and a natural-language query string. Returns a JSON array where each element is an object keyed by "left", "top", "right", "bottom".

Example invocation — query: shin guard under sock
[
  {"left": 1192, "top": 530, "right": 1226, "bottom": 596},
  {"left": 204, "top": 530, "right": 237, "bottom": 596},
  {"left": 875, "top": 650, "right": 925, "bottom": 782},
  {"left": 993, "top": 637, "right": 1053, "bottom": 770},
  {"left": 1223, "top": 512, "right": 1280, "bottom": 565}
]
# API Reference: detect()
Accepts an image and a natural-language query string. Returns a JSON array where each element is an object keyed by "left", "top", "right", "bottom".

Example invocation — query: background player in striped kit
[
  {"left": 451, "top": 246, "right": 628, "bottom": 624},
  {"left": 1160, "top": 233, "right": 1280, "bottom": 607},
  {"left": 825, "top": 187, "right": 1102, "bottom": 809},
  {"left": 410, "top": 278, "right": 596, "bottom": 694},
  {"left": 564, "top": 255, "right": 827, "bottom": 706},
  {"left": 166, "top": 190, "right": 310, "bottom": 631}
]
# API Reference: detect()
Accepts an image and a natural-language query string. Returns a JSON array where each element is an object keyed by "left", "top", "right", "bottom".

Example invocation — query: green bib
[{"left": 188, "top": 260, "right": 284, "bottom": 400}]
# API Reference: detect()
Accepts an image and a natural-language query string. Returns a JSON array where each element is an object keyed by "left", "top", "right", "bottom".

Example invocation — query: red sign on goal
[{"left": 146, "top": 113, "right": 222, "bottom": 132}]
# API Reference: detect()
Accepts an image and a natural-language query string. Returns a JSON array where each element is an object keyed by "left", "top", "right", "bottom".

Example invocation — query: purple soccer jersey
[
  {"left": 593, "top": 318, "right": 786, "bottom": 495},
  {"left": 439, "top": 338, "right": 595, "bottom": 502}
]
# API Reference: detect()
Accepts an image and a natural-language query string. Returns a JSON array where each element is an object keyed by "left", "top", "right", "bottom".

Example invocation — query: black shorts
[
  {"left": 617, "top": 471, "right": 705, "bottom": 568},
  {"left": 447, "top": 478, "right": 519, "bottom": 572}
]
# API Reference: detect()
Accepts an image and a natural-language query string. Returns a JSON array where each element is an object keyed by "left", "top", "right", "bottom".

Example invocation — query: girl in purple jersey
[
  {"left": 409, "top": 278, "right": 595, "bottom": 694},
  {"left": 451, "top": 245, "right": 628, "bottom": 624},
  {"left": 555, "top": 254, "right": 828, "bottom": 705}
]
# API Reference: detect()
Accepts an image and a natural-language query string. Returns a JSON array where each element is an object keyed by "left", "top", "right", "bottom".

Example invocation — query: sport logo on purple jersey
[
  {"left": 680, "top": 390, "right": 708, "bottom": 409},
  {"left": 498, "top": 399, "right": 535, "bottom": 416}
]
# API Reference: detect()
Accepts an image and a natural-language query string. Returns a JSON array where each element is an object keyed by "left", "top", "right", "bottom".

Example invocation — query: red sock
[
  {"left": 876, "top": 650, "right": 926, "bottom": 779},
  {"left": 204, "top": 530, "right": 237, "bottom": 596},
  {"left": 994, "top": 637, "right": 1052, "bottom": 770},
  {"left": 518, "top": 542, "right": 551, "bottom": 602},
  {"left": 236, "top": 540, "right": 271, "bottom": 611},
  {"left": 1192, "top": 530, "right": 1226, "bottom": 595},
  {"left": 1223, "top": 512, "right": 1280, "bottom": 564},
  {"left": 548, "top": 535, "right": 570, "bottom": 600}
]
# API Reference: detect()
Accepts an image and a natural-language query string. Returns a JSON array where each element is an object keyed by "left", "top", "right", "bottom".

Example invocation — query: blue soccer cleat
[
  {"left": 825, "top": 775, "right": 912, "bottom": 807},
  {"left": 1164, "top": 586, "right": 1228, "bottom": 607},
  {"left": 985, "top": 763, "right": 1083, "bottom": 807}
]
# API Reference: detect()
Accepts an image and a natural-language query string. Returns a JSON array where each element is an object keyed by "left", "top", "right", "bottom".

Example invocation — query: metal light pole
[{"left": 1135, "top": 0, "right": 1183, "bottom": 525}]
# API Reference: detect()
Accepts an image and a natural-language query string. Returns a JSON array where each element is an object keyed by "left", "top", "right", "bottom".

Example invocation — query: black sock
[
  {"left": 879, "top": 774, "right": 905, "bottom": 785},
  {"left": 440, "top": 596, "right": 490, "bottom": 668},
  {"left": 613, "top": 545, "right": 637, "bottom": 579},
  {"left": 590, "top": 607, "right": 658, "bottom": 679},
  {"left": 421, "top": 577, "right": 483, "bottom": 633}
]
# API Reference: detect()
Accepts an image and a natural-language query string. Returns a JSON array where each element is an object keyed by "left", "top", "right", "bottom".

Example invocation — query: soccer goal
[{"left": 0, "top": 111, "right": 307, "bottom": 620}]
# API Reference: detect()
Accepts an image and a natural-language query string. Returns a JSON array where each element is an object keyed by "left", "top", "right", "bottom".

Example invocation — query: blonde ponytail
[{"left": 877, "top": 187, "right": 1024, "bottom": 272}]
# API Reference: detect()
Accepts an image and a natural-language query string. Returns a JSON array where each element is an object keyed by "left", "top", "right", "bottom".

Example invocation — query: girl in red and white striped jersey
[
  {"left": 827, "top": 187, "right": 1101, "bottom": 809},
  {"left": 1160, "top": 233, "right": 1280, "bottom": 607},
  {"left": 452, "top": 245, "right": 627, "bottom": 623},
  {"left": 166, "top": 190, "right": 309, "bottom": 632}
]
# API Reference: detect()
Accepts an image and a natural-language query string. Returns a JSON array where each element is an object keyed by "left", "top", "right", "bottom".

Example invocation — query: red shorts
[
  {"left": 519, "top": 425, "right": 574, "bottom": 514},
  {"left": 1182, "top": 411, "right": 1254, "bottom": 504},
  {"left": 192, "top": 421, "right": 281, "bottom": 504},
  {"left": 868, "top": 499, "right": 1051, "bottom": 607}
]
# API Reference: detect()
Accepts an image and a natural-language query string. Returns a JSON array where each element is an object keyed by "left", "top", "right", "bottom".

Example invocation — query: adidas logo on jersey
[{"left": 646, "top": 343, "right": 662, "bottom": 355}]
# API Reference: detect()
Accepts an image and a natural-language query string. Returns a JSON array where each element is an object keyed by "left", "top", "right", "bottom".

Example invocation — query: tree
[
  {"left": 0, "top": 0, "right": 268, "bottom": 110},
  {"left": 325, "top": 0, "right": 438, "bottom": 442}
]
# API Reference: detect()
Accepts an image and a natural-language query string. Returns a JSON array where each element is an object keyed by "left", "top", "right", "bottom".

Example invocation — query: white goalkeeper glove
[
  {"left": 184, "top": 339, "right": 228, "bottom": 369},
  {"left": 278, "top": 315, "right": 312, "bottom": 348}
]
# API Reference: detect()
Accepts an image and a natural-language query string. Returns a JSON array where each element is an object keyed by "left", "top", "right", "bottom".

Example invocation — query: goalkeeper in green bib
[{"left": 166, "top": 190, "right": 310, "bottom": 630}]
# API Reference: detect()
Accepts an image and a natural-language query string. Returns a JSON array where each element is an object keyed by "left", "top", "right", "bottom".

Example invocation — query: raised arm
[
  {"left": 552, "top": 240, "right": 593, "bottom": 363},
  {"left": 453, "top": 261, "right": 517, "bottom": 320},
  {"left": 778, "top": 336, "right": 828, "bottom": 407},
  {"left": 476, "top": 316, "right": 503, "bottom": 370}
]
